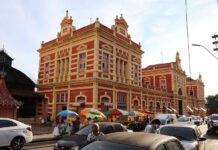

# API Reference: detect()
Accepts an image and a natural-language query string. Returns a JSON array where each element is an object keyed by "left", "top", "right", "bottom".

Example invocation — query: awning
[
  {"left": 103, "top": 102, "right": 113, "bottom": 106},
  {"left": 200, "top": 107, "right": 206, "bottom": 112},
  {"left": 187, "top": 106, "right": 193, "bottom": 112},
  {"left": 167, "top": 107, "right": 172, "bottom": 111},
  {"left": 194, "top": 107, "right": 199, "bottom": 111},
  {"left": 171, "top": 108, "right": 177, "bottom": 112},
  {"left": 72, "top": 102, "right": 85, "bottom": 107}
]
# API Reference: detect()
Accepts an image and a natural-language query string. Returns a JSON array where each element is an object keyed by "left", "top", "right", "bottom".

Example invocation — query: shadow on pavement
[{"left": 203, "top": 133, "right": 218, "bottom": 139}]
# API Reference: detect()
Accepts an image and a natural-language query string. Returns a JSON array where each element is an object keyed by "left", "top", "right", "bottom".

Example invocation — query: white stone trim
[{"left": 75, "top": 94, "right": 87, "bottom": 103}]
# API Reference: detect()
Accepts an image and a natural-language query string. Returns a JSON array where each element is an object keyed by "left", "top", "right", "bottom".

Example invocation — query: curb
[{"left": 32, "top": 136, "right": 61, "bottom": 143}]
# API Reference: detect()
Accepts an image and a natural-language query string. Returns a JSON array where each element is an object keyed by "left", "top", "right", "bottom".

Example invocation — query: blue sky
[{"left": 0, "top": 0, "right": 217, "bottom": 97}]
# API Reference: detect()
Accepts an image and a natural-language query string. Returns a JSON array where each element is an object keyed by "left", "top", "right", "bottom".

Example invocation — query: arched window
[
  {"left": 101, "top": 97, "right": 109, "bottom": 104},
  {"left": 142, "top": 101, "right": 146, "bottom": 111},
  {"left": 156, "top": 102, "right": 161, "bottom": 113},
  {"left": 133, "top": 100, "right": 139, "bottom": 110},
  {"left": 162, "top": 103, "right": 166, "bottom": 113},
  {"left": 178, "top": 88, "right": 183, "bottom": 96},
  {"left": 101, "top": 97, "right": 110, "bottom": 111},
  {"left": 149, "top": 101, "right": 153, "bottom": 112},
  {"left": 77, "top": 96, "right": 85, "bottom": 103}
]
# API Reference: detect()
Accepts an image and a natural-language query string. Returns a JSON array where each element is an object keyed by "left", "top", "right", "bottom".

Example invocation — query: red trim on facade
[
  {"left": 73, "top": 24, "right": 95, "bottom": 35},
  {"left": 42, "top": 39, "right": 56, "bottom": 47},
  {"left": 99, "top": 83, "right": 113, "bottom": 88},
  {"left": 86, "top": 72, "right": 93, "bottom": 77}
]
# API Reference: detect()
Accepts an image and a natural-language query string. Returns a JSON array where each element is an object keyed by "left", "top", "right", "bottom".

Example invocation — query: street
[
  {"left": 23, "top": 140, "right": 57, "bottom": 150},
  {"left": 199, "top": 124, "right": 218, "bottom": 150},
  {"left": 21, "top": 124, "right": 218, "bottom": 150}
]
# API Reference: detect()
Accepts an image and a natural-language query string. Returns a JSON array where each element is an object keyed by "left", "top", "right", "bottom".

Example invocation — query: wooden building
[
  {"left": 0, "top": 49, "right": 42, "bottom": 120},
  {"left": 0, "top": 74, "right": 19, "bottom": 119}
]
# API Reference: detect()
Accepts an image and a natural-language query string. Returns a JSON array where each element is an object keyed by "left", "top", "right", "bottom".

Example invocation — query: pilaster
[{"left": 93, "top": 81, "right": 98, "bottom": 108}]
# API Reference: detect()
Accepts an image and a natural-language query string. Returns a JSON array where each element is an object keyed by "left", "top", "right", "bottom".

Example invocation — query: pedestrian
[
  {"left": 87, "top": 117, "right": 94, "bottom": 125},
  {"left": 87, "top": 123, "right": 104, "bottom": 143},
  {"left": 47, "top": 114, "right": 51, "bottom": 126},
  {"left": 72, "top": 116, "right": 80, "bottom": 134},
  {"left": 93, "top": 116, "right": 99, "bottom": 122},
  {"left": 39, "top": 116, "right": 45, "bottom": 126},
  {"left": 144, "top": 119, "right": 161, "bottom": 134}
]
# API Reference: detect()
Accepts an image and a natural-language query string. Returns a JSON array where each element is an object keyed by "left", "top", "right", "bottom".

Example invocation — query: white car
[
  {"left": 177, "top": 116, "right": 193, "bottom": 124},
  {"left": 0, "top": 118, "right": 33, "bottom": 150},
  {"left": 160, "top": 124, "right": 206, "bottom": 150}
]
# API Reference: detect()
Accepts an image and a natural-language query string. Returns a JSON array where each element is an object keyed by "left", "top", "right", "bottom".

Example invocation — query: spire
[
  {"left": 115, "top": 14, "right": 128, "bottom": 29},
  {"left": 114, "top": 14, "right": 129, "bottom": 37},
  {"left": 198, "top": 73, "right": 202, "bottom": 80},
  {"left": 176, "top": 51, "right": 181, "bottom": 69},
  {"left": 176, "top": 51, "right": 181, "bottom": 63},
  {"left": 59, "top": 10, "right": 74, "bottom": 37},
  {"left": 66, "top": 10, "right": 68, "bottom": 17}
]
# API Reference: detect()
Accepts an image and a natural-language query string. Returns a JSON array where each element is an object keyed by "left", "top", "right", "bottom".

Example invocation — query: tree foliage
[{"left": 206, "top": 94, "right": 218, "bottom": 111}]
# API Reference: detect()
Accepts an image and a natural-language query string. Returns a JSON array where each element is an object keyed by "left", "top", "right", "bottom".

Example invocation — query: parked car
[
  {"left": 81, "top": 132, "right": 186, "bottom": 150},
  {"left": 0, "top": 118, "right": 33, "bottom": 150},
  {"left": 207, "top": 114, "right": 218, "bottom": 135},
  {"left": 191, "top": 116, "right": 203, "bottom": 126},
  {"left": 155, "top": 114, "right": 177, "bottom": 125},
  {"left": 160, "top": 124, "right": 206, "bottom": 150},
  {"left": 177, "top": 116, "right": 193, "bottom": 124},
  {"left": 54, "top": 122, "right": 131, "bottom": 150},
  {"left": 127, "top": 121, "right": 145, "bottom": 131}
]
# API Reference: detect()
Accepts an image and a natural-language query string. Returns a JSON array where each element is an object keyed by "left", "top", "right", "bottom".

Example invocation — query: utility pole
[{"left": 212, "top": 34, "right": 218, "bottom": 51}]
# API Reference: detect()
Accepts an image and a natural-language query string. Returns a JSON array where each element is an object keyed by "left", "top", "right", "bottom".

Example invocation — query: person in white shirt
[
  {"left": 87, "top": 123, "right": 104, "bottom": 143},
  {"left": 144, "top": 119, "right": 161, "bottom": 134}
]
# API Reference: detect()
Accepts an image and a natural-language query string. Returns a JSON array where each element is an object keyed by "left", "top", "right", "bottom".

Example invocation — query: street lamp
[{"left": 192, "top": 44, "right": 218, "bottom": 60}]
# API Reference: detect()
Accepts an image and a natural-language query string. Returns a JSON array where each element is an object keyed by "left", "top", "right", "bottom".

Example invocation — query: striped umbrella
[{"left": 80, "top": 108, "right": 106, "bottom": 119}]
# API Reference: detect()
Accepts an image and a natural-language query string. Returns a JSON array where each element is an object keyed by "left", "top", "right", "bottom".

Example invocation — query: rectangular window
[
  {"left": 160, "top": 79, "right": 166, "bottom": 89},
  {"left": 79, "top": 53, "right": 86, "bottom": 73},
  {"left": 133, "top": 64, "right": 138, "bottom": 80},
  {"left": 189, "top": 87, "right": 193, "bottom": 96},
  {"left": 56, "top": 92, "right": 68, "bottom": 103},
  {"left": 102, "top": 53, "right": 109, "bottom": 73},
  {"left": 119, "top": 28, "right": 126, "bottom": 35},
  {"left": 44, "top": 63, "right": 49, "bottom": 79}
]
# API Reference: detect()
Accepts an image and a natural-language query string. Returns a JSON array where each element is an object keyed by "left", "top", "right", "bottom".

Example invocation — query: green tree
[{"left": 206, "top": 94, "right": 218, "bottom": 112}]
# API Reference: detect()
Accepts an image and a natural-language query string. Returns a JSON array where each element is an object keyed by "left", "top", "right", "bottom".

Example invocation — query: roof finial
[
  {"left": 66, "top": 10, "right": 68, "bottom": 17},
  {"left": 90, "top": 16, "right": 92, "bottom": 24},
  {"left": 120, "top": 13, "right": 123, "bottom": 19}
]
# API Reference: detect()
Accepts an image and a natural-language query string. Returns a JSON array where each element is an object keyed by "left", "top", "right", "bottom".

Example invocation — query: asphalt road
[
  {"left": 199, "top": 124, "right": 218, "bottom": 150},
  {"left": 23, "top": 140, "right": 57, "bottom": 150},
  {"left": 21, "top": 124, "right": 218, "bottom": 150}
]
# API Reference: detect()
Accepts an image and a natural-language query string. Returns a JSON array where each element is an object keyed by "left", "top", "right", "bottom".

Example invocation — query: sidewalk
[{"left": 31, "top": 124, "right": 58, "bottom": 142}]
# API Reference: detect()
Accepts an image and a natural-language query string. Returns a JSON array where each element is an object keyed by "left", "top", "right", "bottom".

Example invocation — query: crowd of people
[
  {"left": 38, "top": 112, "right": 161, "bottom": 144},
  {"left": 51, "top": 115, "right": 101, "bottom": 137}
]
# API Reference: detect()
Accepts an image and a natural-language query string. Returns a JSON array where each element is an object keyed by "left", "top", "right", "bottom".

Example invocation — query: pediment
[
  {"left": 77, "top": 44, "right": 88, "bottom": 51},
  {"left": 102, "top": 44, "right": 113, "bottom": 52},
  {"left": 43, "top": 55, "right": 51, "bottom": 62}
]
